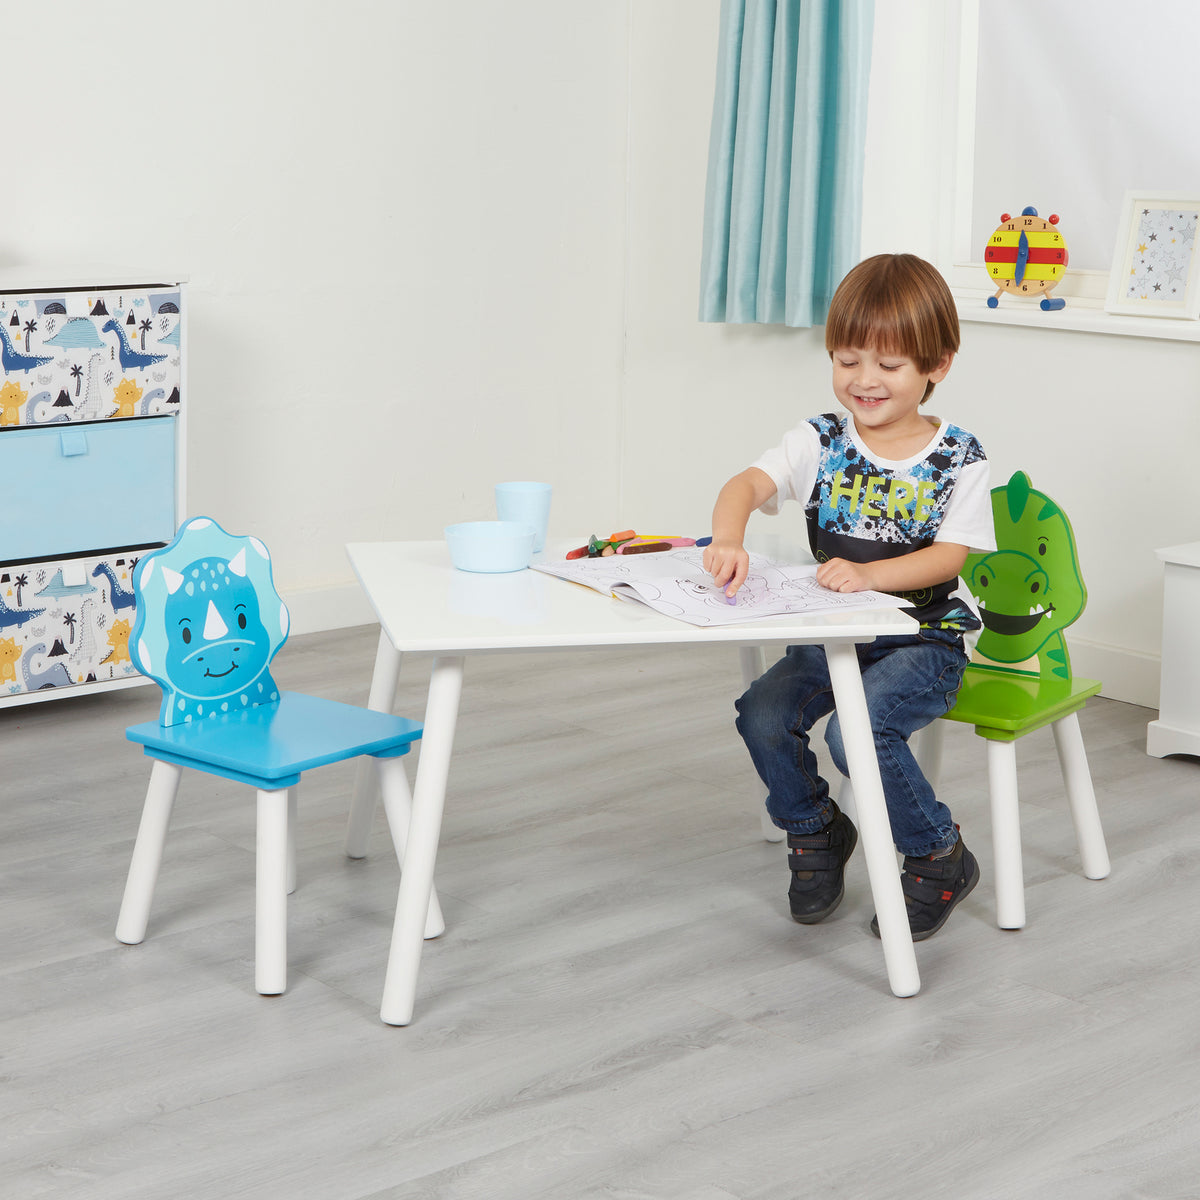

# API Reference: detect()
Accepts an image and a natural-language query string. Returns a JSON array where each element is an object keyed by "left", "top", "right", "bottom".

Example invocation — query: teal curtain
[{"left": 699, "top": 0, "right": 875, "bottom": 327}]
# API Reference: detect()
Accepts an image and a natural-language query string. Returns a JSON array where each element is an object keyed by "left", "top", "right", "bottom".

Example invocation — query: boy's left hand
[{"left": 816, "top": 557, "right": 875, "bottom": 593}]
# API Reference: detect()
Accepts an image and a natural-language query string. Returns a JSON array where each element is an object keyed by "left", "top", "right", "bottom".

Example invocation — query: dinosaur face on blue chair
[
  {"left": 163, "top": 557, "right": 274, "bottom": 700},
  {"left": 131, "top": 518, "right": 289, "bottom": 725}
]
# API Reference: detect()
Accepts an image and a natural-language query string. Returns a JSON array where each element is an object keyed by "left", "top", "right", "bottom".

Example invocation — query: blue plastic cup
[
  {"left": 494, "top": 481, "right": 552, "bottom": 553},
  {"left": 444, "top": 521, "right": 535, "bottom": 572}
]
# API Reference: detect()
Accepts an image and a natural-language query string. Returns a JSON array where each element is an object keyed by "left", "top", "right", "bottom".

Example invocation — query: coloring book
[{"left": 533, "top": 547, "right": 908, "bottom": 627}]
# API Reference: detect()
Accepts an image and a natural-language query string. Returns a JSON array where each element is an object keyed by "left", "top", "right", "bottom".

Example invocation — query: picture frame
[{"left": 1106, "top": 191, "right": 1200, "bottom": 319}]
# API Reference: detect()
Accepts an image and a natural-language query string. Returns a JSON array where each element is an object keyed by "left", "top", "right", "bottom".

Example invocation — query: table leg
[
  {"left": 380, "top": 655, "right": 465, "bottom": 1026},
  {"left": 825, "top": 641, "right": 920, "bottom": 998},
  {"left": 378, "top": 756, "right": 445, "bottom": 940},
  {"left": 738, "top": 645, "right": 785, "bottom": 844},
  {"left": 345, "top": 629, "right": 404, "bottom": 859}
]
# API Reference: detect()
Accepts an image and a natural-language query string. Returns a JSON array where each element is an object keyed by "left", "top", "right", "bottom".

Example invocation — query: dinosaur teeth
[{"left": 1029, "top": 603, "right": 1046, "bottom": 616}]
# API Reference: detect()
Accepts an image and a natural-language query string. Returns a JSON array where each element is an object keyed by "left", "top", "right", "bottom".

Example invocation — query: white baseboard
[
  {"left": 1068, "top": 637, "right": 1160, "bottom": 710},
  {"left": 279, "top": 584, "right": 1165, "bottom": 710},
  {"left": 280, "top": 582, "right": 377, "bottom": 637}
]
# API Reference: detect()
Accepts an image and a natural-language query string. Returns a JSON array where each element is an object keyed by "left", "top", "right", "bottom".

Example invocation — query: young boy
[{"left": 704, "top": 253, "right": 996, "bottom": 940}]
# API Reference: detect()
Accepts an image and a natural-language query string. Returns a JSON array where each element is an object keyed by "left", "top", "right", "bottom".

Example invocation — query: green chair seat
[{"left": 945, "top": 663, "right": 1102, "bottom": 742}]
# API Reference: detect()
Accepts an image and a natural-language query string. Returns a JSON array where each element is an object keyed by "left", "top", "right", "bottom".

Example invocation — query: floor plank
[{"left": 1, "top": 625, "right": 1197, "bottom": 1199}]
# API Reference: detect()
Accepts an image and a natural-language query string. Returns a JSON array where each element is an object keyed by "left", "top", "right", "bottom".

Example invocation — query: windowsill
[{"left": 953, "top": 288, "right": 1200, "bottom": 342}]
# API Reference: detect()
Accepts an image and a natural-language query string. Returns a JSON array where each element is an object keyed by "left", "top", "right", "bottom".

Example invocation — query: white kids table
[{"left": 345, "top": 539, "right": 922, "bottom": 1025}]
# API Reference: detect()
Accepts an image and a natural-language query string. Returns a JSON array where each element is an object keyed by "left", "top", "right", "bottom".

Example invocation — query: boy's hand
[
  {"left": 704, "top": 540, "right": 749, "bottom": 598},
  {"left": 816, "top": 557, "right": 876, "bottom": 593}
]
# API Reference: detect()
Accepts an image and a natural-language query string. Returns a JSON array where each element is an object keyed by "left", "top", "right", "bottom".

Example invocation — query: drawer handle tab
[{"left": 59, "top": 430, "right": 89, "bottom": 457}]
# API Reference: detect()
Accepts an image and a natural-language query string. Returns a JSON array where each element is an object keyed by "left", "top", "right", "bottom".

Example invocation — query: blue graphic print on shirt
[
  {"left": 803, "top": 413, "right": 987, "bottom": 624},
  {"left": 805, "top": 413, "right": 985, "bottom": 548}
]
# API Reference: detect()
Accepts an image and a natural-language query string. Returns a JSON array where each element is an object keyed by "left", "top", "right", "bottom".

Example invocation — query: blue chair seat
[{"left": 127, "top": 691, "right": 423, "bottom": 789}]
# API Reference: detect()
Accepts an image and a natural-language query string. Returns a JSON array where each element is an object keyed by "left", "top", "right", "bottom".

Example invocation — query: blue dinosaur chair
[{"left": 116, "top": 517, "right": 436, "bottom": 996}]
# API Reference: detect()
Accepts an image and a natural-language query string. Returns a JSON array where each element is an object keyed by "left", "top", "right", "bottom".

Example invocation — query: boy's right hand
[{"left": 703, "top": 540, "right": 749, "bottom": 598}]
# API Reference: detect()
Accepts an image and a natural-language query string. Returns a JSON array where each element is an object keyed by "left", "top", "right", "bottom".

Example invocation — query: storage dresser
[
  {"left": 1146, "top": 542, "right": 1200, "bottom": 759},
  {"left": 0, "top": 278, "right": 185, "bottom": 707}
]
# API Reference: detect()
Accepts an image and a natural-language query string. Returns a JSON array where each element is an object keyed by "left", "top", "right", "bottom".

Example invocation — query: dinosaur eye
[
  {"left": 1038, "top": 541, "right": 1047, "bottom": 555},
  {"left": 979, "top": 574, "right": 989, "bottom": 587},
  {"left": 1030, "top": 582, "right": 1040, "bottom": 594},
  {"left": 238, "top": 613, "right": 247, "bottom": 630},
  {"left": 181, "top": 627, "right": 191, "bottom": 644}
]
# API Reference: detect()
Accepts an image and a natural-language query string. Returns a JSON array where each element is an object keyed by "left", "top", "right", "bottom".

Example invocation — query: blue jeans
[{"left": 735, "top": 627, "right": 968, "bottom": 857}]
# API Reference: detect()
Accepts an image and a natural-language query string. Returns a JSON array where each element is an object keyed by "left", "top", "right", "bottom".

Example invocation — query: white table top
[{"left": 346, "top": 540, "right": 918, "bottom": 654}]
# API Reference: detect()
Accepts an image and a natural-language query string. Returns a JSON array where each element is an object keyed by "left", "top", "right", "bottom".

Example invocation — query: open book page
[{"left": 532, "top": 547, "right": 909, "bottom": 627}]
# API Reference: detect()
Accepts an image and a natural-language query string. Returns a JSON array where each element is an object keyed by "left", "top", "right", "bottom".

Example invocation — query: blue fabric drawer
[{"left": 0, "top": 417, "right": 176, "bottom": 562}]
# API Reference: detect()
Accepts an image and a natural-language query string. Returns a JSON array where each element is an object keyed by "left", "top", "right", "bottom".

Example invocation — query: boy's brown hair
[{"left": 824, "top": 254, "right": 960, "bottom": 401}]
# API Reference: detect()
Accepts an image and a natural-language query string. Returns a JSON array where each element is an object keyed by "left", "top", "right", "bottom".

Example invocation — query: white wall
[
  {"left": 4, "top": 1, "right": 631, "bottom": 628},
  {"left": 5, "top": 1, "right": 1180, "bottom": 705},
  {"left": 621, "top": 5, "right": 833, "bottom": 531}
]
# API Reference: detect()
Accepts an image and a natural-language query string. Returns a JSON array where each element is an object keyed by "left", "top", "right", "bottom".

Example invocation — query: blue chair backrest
[{"left": 130, "top": 517, "right": 289, "bottom": 726}]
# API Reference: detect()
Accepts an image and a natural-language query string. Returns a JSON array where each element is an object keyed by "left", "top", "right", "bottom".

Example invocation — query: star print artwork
[{"left": 1126, "top": 207, "right": 1199, "bottom": 301}]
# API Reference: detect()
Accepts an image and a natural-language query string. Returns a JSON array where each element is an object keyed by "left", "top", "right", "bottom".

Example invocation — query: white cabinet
[
  {"left": 1146, "top": 542, "right": 1200, "bottom": 758},
  {"left": 0, "top": 277, "right": 185, "bottom": 707}
]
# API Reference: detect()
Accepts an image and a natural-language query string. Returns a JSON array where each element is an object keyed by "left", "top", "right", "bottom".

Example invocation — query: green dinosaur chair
[{"left": 934, "top": 470, "right": 1110, "bottom": 929}]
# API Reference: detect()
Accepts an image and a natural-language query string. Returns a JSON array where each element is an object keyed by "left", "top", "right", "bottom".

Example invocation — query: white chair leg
[
  {"left": 345, "top": 631, "right": 404, "bottom": 858},
  {"left": 287, "top": 788, "right": 298, "bottom": 896},
  {"left": 256, "top": 788, "right": 290, "bottom": 995},
  {"left": 835, "top": 775, "right": 857, "bottom": 823},
  {"left": 913, "top": 720, "right": 945, "bottom": 790},
  {"left": 986, "top": 739, "right": 1026, "bottom": 930},
  {"left": 116, "top": 759, "right": 184, "bottom": 945},
  {"left": 759, "top": 806, "right": 783, "bottom": 842},
  {"left": 1052, "top": 713, "right": 1110, "bottom": 880},
  {"left": 738, "top": 645, "right": 785, "bottom": 844},
  {"left": 377, "top": 756, "right": 445, "bottom": 940}
]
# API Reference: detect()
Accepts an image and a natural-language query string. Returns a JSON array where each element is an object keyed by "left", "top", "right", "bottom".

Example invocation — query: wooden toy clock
[{"left": 984, "top": 206, "right": 1068, "bottom": 310}]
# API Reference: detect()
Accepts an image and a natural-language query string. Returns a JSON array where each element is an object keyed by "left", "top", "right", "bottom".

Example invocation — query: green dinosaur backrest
[{"left": 962, "top": 470, "right": 1087, "bottom": 681}]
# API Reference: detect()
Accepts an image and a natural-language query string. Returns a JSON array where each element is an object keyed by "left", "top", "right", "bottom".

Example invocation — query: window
[{"left": 943, "top": 0, "right": 1200, "bottom": 307}]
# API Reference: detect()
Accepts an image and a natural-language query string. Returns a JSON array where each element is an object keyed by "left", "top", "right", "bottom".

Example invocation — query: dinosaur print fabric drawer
[
  {"left": 0, "top": 416, "right": 177, "bottom": 561},
  {"left": 0, "top": 285, "right": 182, "bottom": 427},
  {"left": 0, "top": 547, "right": 153, "bottom": 699}
]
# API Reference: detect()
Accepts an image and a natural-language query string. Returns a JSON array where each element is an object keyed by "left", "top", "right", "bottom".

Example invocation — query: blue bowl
[{"left": 444, "top": 521, "right": 536, "bottom": 573}]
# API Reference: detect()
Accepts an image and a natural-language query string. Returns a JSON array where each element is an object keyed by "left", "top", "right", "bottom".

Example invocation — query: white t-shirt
[{"left": 752, "top": 412, "right": 997, "bottom": 628}]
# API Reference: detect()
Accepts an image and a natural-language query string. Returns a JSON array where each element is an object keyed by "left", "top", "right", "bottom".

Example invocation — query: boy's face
[{"left": 830, "top": 346, "right": 953, "bottom": 437}]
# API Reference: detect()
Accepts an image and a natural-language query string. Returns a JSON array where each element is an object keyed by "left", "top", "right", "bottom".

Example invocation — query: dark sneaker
[
  {"left": 870, "top": 836, "right": 980, "bottom": 941},
  {"left": 786, "top": 805, "right": 858, "bottom": 924}
]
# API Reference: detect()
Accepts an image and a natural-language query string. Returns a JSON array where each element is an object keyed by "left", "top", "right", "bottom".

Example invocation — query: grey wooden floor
[{"left": 3, "top": 625, "right": 1198, "bottom": 1199}]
